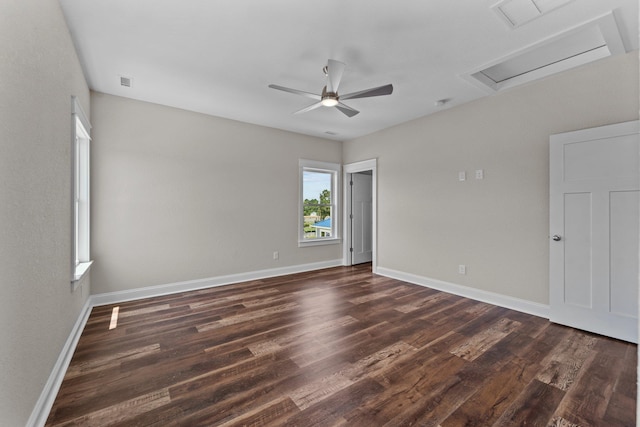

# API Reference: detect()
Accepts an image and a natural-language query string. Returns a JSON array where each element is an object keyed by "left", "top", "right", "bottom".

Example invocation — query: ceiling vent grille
[
  {"left": 492, "top": 0, "right": 574, "bottom": 29},
  {"left": 120, "top": 76, "right": 132, "bottom": 88},
  {"left": 461, "top": 12, "right": 627, "bottom": 94}
]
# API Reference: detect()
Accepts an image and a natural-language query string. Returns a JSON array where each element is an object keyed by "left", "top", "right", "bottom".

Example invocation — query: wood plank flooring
[{"left": 45, "top": 264, "right": 637, "bottom": 426}]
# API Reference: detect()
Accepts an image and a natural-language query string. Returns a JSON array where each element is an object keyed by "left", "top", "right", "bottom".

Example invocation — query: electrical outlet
[
  {"left": 475, "top": 169, "right": 484, "bottom": 180},
  {"left": 273, "top": 251, "right": 279, "bottom": 260},
  {"left": 458, "top": 264, "right": 466, "bottom": 275}
]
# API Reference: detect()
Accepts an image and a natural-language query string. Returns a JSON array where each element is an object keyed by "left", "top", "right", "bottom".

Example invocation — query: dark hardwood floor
[{"left": 46, "top": 264, "right": 637, "bottom": 426}]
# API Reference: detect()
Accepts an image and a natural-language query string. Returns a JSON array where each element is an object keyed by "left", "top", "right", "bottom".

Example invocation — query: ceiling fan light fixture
[
  {"left": 320, "top": 86, "right": 339, "bottom": 107},
  {"left": 321, "top": 97, "right": 339, "bottom": 107}
]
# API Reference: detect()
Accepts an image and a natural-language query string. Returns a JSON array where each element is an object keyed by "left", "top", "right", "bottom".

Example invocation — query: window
[
  {"left": 72, "top": 97, "right": 92, "bottom": 285},
  {"left": 299, "top": 159, "right": 340, "bottom": 246}
]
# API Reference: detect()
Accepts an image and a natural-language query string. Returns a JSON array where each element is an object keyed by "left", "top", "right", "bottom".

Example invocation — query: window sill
[
  {"left": 72, "top": 260, "right": 93, "bottom": 289},
  {"left": 298, "top": 238, "right": 341, "bottom": 248}
]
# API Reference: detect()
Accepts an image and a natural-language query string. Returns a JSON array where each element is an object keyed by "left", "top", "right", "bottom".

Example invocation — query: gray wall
[
  {"left": 90, "top": 93, "right": 343, "bottom": 294},
  {"left": 344, "top": 51, "right": 639, "bottom": 305},
  {"left": 0, "top": 0, "right": 91, "bottom": 425}
]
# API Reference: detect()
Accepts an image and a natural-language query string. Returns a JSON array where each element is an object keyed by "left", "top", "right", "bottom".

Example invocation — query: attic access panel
[
  {"left": 461, "top": 12, "right": 627, "bottom": 94},
  {"left": 482, "top": 25, "right": 606, "bottom": 84},
  {"left": 492, "top": 0, "right": 575, "bottom": 28}
]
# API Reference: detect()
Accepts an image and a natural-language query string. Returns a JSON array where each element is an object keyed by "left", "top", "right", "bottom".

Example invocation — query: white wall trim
[
  {"left": 376, "top": 267, "right": 550, "bottom": 319},
  {"left": 91, "top": 259, "right": 343, "bottom": 306},
  {"left": 27, "top": 298, "right": 94, "bottom": 427}
]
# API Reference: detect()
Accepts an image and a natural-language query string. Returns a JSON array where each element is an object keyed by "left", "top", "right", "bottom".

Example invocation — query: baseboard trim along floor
[
  {"left": 376, "top": 267, "right": 550, "bottom": 319},
  {"left": 91, "top": 259, "right": 345, "bottom": 307},
  {"left": 27, "top": 298, "right": 94, "bottom": 427}
]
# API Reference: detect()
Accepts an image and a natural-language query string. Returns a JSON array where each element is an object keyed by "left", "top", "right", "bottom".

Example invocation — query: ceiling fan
[{"left": 268, "top": 59, "right": 393, "bottom": 118}]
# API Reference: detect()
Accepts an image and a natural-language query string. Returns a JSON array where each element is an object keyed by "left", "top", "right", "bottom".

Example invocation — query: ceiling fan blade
[
  {"left": 294, "top": 101, "right": 324, "bottom": 115},
  {"left": 335, "top": 102, "right": 359, "bottom": 118},
  {"left": 340, "top": 84, "right": 393, "bottom": 100},
  {"left": 326, "top": 59, "right": 345, "bottom": 93},
  {"left": 268, "top": 84, "right": 321, "bottom": 100}
]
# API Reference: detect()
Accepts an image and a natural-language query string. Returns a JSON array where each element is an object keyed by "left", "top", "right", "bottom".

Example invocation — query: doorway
[
  {"left": 344, "top": 159, "right": 377, "bottom": 270},
  {"left": 350, "top": 171, "right": 373, "bottom": 264}
]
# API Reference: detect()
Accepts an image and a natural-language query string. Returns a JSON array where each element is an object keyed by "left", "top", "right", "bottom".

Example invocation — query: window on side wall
[
  {"left": 299, "top": 159, "right": 340, "bottom": 247},
  {"left": 72, "top": 97, "right": 92, "bottom": 287}
]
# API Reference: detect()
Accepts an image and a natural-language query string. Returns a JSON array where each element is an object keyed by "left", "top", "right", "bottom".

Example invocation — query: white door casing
[
  {"left": 550, "top": 120, "right": 639, "bottom": 343},
  {"left": 343, "top": 159, "right": 377, "bottom": 271}
]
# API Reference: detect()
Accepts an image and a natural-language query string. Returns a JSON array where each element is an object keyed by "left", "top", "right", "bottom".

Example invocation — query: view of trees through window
[{"left": 303, "top": 170, "right": 332, "bottom": 239}]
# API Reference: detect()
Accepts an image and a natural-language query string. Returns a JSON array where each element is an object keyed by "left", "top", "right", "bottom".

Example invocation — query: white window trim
[
  {"left": 71, "top": 97, "right": 92, "bottom": 288},
  {"left": 299, "top": 159, "right": 341, "bottom": 247}
]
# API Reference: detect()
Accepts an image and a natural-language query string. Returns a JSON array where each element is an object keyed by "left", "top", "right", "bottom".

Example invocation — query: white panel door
[
  {"left": 550, "top": 120, "right": 639, "bottom": 343},
  {"left": 352, "top": 172, "right": 373, "bottom": 265}
]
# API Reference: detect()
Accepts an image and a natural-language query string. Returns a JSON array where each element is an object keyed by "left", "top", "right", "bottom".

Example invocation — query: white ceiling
[{"left": 58, "top": 0, "right": 638, "bottom": 141}]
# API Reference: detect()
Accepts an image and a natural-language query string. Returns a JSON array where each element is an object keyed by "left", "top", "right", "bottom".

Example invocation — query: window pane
[
  {"left": 303, "top": 171, "right": 331, "bottom": 201},
  {"left": 303, "top": 208, "right": 333, "bottom": 239},
  {"left": 303, "top": 170, "right": 332, "bottom": 240},
  {"left": 74, "top": 115, "right": 91, "bottom": 264}
]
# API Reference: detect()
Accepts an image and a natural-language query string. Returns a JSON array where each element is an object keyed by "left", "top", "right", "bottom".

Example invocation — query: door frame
[{"left": 343, "top": 159, "right": 377, "bottom": 272}]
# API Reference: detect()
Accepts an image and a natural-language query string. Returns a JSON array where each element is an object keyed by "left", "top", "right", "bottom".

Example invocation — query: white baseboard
[
  {"left": 91, "top": 259, "right": 344, "bottom": 307},
  {"left": 27, "top": 298, "right": 93, "bottom": 427},
  {"left": 376, "top": 267, "right": 549, "bottom": 319}
]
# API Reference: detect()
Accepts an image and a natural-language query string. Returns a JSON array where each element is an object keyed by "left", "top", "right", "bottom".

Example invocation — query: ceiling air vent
[
  {"left": 120, "top": 76, "right": 132, "bottom": 88},
  {"left": 461, "top": 12, "right": 627, "bottom": 94},
  {"left": 492, "top": 0, "right": 574, "bottom": 29}
]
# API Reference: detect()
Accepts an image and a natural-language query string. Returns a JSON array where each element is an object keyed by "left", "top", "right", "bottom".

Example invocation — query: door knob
[{"left": 552, "top": 235, "right": 562, "bottom": 241}]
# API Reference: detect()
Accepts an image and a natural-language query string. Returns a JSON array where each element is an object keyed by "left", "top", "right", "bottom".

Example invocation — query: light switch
[{"left": 458, "top": 171, "right": 466, "bottom": 181}]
